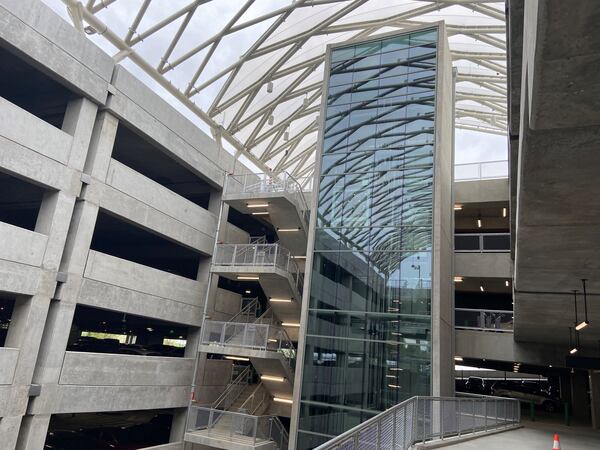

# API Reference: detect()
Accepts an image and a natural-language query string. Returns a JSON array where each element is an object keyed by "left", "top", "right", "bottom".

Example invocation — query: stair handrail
[
  {"left": 228, "top": 297, "right": 259, "bottom": 323},
  {"left": 269, "top": 416, "right": 290, "bottom": 450},
  {"left": 237, "top": 382, "right": 268, "bottom": 415},
  {"left": 254, "top": 307, "right": 275, "bottom": 325},
  {"left": 211, "top": 365, "right": 251, "bottom": 411}
]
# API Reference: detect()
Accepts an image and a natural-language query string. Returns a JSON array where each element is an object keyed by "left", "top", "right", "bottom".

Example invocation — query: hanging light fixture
[
  {"left": 576, "top": 278, "right": 589, "bottom": 330},
  {"left": 569, "top": 327, "right": 578, "bottom": 354}
]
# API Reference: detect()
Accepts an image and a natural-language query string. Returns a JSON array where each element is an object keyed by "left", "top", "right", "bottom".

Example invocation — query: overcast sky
[{"left": 43, "top": 0, "right": 508, "bottom": 169}]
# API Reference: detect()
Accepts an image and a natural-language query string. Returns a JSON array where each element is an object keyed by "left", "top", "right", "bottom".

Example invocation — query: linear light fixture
[
  {"left": 479, "top": 284, "right": 485, "bottom": 292},
  {"left": 502, "top": 207, "right": 507, "bottom": 218},
  {"left": 247, "top": 203, "right": 269, "bottom": 208},
  {"left": 261, "top": 375, "right": 285, "bottom": 382},
  {"left": 245, "top": 290, "right": 251, "bottom": 294},
  {"left": 577, "top": 278, "right": 590, "bottom": 330},
  {"left": 505, "top": 280, "right": 510, "bottom": 287},
  {"left": 281, "top": 322, "right": 300, "bottom": 327},
  {"left": 273, "top": 397, "right": 293, "bottom": 404},
  {"left": 237, "top": 275, "right": 259, "bottom": 280},
  {"left": 292, "top": 255, "right": 306, "bottom": 259},
  {"left": 454, "top": 204, "right": 463, "bottom": 211},
  {"left": 477, "top": 215, "right": 482, "bottom": 228},
  {"left": 454, "top": 276, "right": 464, "bottom": 283},
  {"left": 277, "top": 227, "right": 301, "bottom": 232},
  {"left": 251, "top": 211, "right": 269, "bottom": 216},
  {"left": 388, "top": 384, "right": 401, "bottom": 389},
  {"left": 569, "top": 327, "right": 578, "bottom": 355},
  {"left": 268, "top": 338, "right": 278, "bottom": 343},
  {"left": 454, "top": 356, "right": 463, "bottom": 362},
  {"left": 225, "top": 356, "right": 249, "bottom": 361},
  {"left": 270, "top": 298, "right": 292, "bottom": 303}
]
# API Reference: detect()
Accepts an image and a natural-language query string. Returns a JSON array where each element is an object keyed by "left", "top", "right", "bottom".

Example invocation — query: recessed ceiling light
[{"left": 261, "top": 375, "right": 285, "bottom": 382}]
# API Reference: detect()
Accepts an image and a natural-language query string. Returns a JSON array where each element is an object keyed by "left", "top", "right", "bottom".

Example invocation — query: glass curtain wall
[{"left": 297, "top": 27, "right": 439, "bottom": 448}]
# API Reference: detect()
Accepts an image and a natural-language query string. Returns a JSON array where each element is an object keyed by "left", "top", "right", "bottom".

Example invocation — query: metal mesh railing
[
  {"left": 212, "top": 243, "right": 304, "bottom": 294},
  {"left": 187, "top": 406, "right": 289, "bottom": 449},
  {"left": 315, "top": 396, "right": 520, "bottom": 450},
  {"left": 455, "top": 308, "right": 513, "bottom": 332},
  {"left": 224, "top": 172, "right": 309, "bottom": 217},
  {"left": 455, "top": 160, "right": 508, "bottom": 181},
  {"left": 200, "top": 320, "right": 296, "bottom": 371}
]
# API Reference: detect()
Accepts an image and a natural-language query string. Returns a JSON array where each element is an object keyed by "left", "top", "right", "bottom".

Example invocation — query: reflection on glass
[{"left": 299, "top": 27, "right": 438, "bottom": 442}]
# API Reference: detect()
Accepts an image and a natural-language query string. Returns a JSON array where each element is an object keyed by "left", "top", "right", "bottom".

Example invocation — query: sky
[{"left": 42, "top": 0, "right": 508, "bottom": 171}]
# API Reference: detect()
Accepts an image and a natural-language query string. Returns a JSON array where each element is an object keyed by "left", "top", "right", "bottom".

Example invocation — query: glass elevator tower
[{"left": 293, "top": 25, "right": 454, "bottom": 449}]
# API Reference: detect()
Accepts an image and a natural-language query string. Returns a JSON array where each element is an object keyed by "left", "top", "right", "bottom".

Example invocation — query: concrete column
[
  {"left": 17, "top": 110, "right": 115, "bottom": 450},
  {"left": 169, "top": 408, "right": 188, "bottom": 444},
  {"left": 571, "top": 370, "right": 590, "bottom": 423},
  {"left": 590, "top": 370, "right": 600, "bottom": 430},
  {"left": 62, "top": 98, "right": 99, "bottom": 171},
  {"left": 15, "top": 415, "right": 51, "bottom": 450}
]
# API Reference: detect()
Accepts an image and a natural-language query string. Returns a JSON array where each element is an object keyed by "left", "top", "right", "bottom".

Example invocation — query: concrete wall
[
  {"left": 0, "top": 1, "right": 260, "bottom": 448},
  {"left": 454, "top": 252, "right": 512, "bottom": 279},
  {"left": 431, "top": 23, "right": 455, "bottom": 398},
  {"left": 455, "top": 179, "right": 509, "bottom": 204}
]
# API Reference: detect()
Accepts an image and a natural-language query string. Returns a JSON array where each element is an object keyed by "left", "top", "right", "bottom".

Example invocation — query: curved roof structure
[{"left": 59, "top": 0, "right": 506, "bottom": 180}]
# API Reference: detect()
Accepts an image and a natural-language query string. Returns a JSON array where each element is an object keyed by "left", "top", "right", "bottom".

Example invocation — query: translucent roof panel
[{"left": 54, "top": 0, "right": 507, "bottom": 178}]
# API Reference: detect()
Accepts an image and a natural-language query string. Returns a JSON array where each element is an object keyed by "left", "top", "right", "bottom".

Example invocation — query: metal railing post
[
  {"left": 392, "top": 408, "right": 397, "bottom": 449},
  {"left": 376, "top": 420, "right": 381, "bottom": 450},
  {"left": 472, "top": 399, "right": 476, "bottom": 434}
]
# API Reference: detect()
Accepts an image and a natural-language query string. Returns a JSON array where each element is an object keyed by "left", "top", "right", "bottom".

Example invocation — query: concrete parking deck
[{"left": 436, "top": 421, "right": 600, "bottom": 449}]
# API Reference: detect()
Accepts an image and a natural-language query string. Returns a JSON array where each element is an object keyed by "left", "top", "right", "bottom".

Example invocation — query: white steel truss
[{"left": 58, "top": 0, "right": 507, "bottom": 179}]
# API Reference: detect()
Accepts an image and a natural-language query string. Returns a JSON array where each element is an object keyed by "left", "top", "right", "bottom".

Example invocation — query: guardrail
[
  {"left": 213, "top": 243, "right": 304, "bottom": 294},
  {"left": 315, "top": 396, "right": 519, "bottom": 450},
  {"left": 211, "top": 366, "right": 252, "bottom": 411},
  {"left": 187, "top": 406, "right": 289, "bottom": 449},
  {"left": 455, "top": 308, "right": 513, "bottom": 332},
  {"left": 201, "top": 320, "right": 296, "bottom": 370},
  {"left": 224, "top": 172, "right": 309, "bottom": 212},
  {"left": 455, "top": 233, "right": 510, "bottom": 252},
  {"left": 455, "top": 160, "right": 508, "bottom": 181}
]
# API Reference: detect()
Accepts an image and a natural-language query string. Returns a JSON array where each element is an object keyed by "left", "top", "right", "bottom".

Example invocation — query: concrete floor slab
[{"left": 437, "top": 422, "right": 600, "bottom": 449}]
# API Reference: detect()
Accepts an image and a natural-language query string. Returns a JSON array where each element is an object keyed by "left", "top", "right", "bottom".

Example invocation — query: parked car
[
  {"left": 491, "top": 381, "right": 560, "bottom": 412},
  {"left": 464, "top": 376, "right": 488, "bottom": 395}
]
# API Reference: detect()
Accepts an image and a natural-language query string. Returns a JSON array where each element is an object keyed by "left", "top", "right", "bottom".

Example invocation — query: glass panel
[
  {"left": 302, "top": 27, "right": 438, "bottom": 441},
  {"left": 455, "top": 235, "right": 480, "bottom": 251}
]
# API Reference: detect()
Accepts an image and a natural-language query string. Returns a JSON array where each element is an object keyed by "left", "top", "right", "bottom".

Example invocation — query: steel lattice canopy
[{"left": 58, "top": 0, "right": 507, "bottom": 181}]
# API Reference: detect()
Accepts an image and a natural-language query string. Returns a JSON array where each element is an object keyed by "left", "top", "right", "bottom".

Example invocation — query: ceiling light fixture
[
  {"left": 477, "top": 215, "right": 482, "bottom": 228},
  {"left": 454, "top": 204, "right": 463, "bottom": 211},
  {"left": 281, "top": 322, "right": 300, "bottom": 327},
  {"left": 261, "top": 375, "right": 285, "bottom": 382},
  {"left": 247, "top": 203, "right": 269, "bottom": 208},
  {"left": 479, "top": 284, "right": 485, "bottom": 292},
  {"left": 505, "top": 280, "right": 510, "bottom": 287},
  {"left": 454, "top": 356, "right": 463, "bottom": 362},
  {"left": 225, "top": 356, "right": 249, "bottom": 361},
  {"left": 277, "top": 227, "right": 301, "bottom": 232},
  {"left": 270, "top": 298, "right": 292, "bottom": 303},
  {"left": 251, "top": 211, "right": 269, "bottom": 216},
  {"left": 569, "top": 327, "right": 578, "bottom": 355},
  {"left": 454, "top": 276, "right": 464, "bottom": 283},
  {"left": 502, "top": 207, "right": 507, "bottom": 218},
  {"left": 273, "top": 397, "right": 293, "bottom": 404},
  {"left": 576, "top": 278, "right": 590, "bottom": 331},
  {"left": 237, "top": 275, "right": 259, "bottom": 280},
  {"left": 245, "top": 290, "right": 251, "bottom": 294}
]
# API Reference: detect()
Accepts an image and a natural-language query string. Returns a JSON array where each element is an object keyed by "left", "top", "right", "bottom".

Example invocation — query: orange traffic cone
[{"left": 552, "top": 434, "right": 561, "bottom": 450}]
